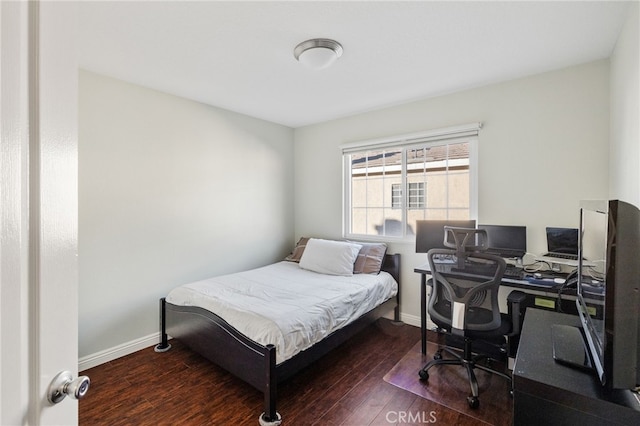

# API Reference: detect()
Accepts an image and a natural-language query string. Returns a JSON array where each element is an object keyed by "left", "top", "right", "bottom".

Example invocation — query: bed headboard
[
  {"left": 381, "top": 253, "right": 400, "bottom": 285},
  {"left": 381, "top": 253, "right": 401, "bottom": 322}
]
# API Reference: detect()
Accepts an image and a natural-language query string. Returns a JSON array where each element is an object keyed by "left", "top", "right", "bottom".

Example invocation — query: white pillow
[{"left": 299, "top": 238, "right": 362, "bottom": 276}]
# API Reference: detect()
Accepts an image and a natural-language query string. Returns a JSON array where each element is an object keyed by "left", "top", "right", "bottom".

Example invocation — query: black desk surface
[
  {"left": 414, "top": 263, "right": 604, "bottom": 297},
  {"left": 414, "top": 263, "right": 562, "bottom": 291},
  {"left": 513, "top": 309, "right": 640, "bottom": 425}
]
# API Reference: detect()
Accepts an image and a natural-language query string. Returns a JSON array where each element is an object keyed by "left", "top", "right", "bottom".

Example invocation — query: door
[{"left": 1, "top": 1, "right": 80, "bottom": 425}]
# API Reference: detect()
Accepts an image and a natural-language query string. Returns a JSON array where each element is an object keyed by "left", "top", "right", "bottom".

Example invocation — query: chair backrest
[{"left": 427, "top": 227, "right": 506, "bottom": 336}]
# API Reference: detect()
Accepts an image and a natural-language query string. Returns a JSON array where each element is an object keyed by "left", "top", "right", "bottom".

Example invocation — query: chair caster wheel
[
  {"left": 467, "top": 396, "right": 479, "bottom": 409},
  {"left": 433, "top": 352, "right": 443, "bottom": 360},
  {"left": 418, "top": 369, "right": 429, "bottom": 381}
]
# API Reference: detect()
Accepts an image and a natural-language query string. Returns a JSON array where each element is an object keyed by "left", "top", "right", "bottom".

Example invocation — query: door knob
[{"left": 47, "top": 371, "right": 90, "bottom": 404}]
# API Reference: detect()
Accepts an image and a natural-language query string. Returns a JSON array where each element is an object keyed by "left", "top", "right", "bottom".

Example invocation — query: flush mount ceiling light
[{"left": 294, "top": 38, "right": 343, "bottom": 70}]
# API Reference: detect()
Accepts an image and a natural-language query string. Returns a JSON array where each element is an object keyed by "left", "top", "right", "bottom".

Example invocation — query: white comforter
[{"left": 166, "top": 261, "right": 398, "bottom": 364}]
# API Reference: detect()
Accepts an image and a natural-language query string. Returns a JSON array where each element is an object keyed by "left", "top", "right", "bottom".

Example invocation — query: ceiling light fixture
[{"left": 294, "top": 38, "right": 343, "bottom": 70}]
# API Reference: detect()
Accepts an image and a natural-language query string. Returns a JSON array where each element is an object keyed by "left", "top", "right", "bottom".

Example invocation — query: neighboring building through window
[
  {"left": 407, "top": 182, "right": 426, "bottom": 209},
  {"left": 391, "top": 184, "right": 402, "bottom": 209},
  {"left": 392, "top": 182, "right": 426, "bottom": 209},
  {"left": 342, "top": 124, "right": 479, "bottom": 239}
]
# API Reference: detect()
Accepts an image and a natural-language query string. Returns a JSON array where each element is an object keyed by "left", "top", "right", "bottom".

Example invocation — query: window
[
  {"left": 408, "top": 182, "right": 426, "bottom": 209},
  {"left": 391, "top": 184, "right": 403, "bottom": 209},
  {"left": 342, "top": 124, "right": 479, "bottom": 239},
  {"left": 392, "top": 183, "right": 425, "bottom": 209}
]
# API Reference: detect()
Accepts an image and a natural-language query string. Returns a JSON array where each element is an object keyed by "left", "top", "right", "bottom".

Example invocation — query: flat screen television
[{"left": 555, "top": 199, "right": 640, "bottom": 390}]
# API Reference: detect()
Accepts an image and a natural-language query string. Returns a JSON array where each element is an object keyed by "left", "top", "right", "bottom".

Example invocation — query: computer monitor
[
  {"left": 415, "top": 220, "right": 476, "bottom": 253},
  {"left": 546, "top": 227, "right": 579, "bottom": 256},
  {"left": 477, "top": 224, "right": 527, "bottom": 259}
]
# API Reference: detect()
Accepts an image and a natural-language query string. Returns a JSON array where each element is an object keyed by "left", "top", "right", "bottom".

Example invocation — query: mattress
[{"left": 166, "top": 261, "right": 398, "bottom": 364}]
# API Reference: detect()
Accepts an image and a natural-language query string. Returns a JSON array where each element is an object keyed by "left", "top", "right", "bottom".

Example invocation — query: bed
[{"left": 155, "top": 238, "right": 400, "bottom": 425}]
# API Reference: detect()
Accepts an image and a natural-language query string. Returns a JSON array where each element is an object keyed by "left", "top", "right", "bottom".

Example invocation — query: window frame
[{"left": 342, "top": 124, "right": 480, "bottom": 242}]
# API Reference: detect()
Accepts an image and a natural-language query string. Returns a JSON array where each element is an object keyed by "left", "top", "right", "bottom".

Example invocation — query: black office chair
[{"left": 418, "top": 226, "right": 524, "bottom": 409}]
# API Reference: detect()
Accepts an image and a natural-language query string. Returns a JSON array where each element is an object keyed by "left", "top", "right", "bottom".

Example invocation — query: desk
[
  {"left": 414, "top": 264, "right": 563, "bottom": 355},
  {"left": 513, "top": 309, "right": 640, "bottom": 424},
  {"left": 413, "top": 264, "right": 602, "bottom": 356}
]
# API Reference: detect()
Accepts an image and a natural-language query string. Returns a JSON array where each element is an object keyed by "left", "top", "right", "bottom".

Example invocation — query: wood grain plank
[{"left": 79, "top": 320, "right": 512, "bottom": 425}]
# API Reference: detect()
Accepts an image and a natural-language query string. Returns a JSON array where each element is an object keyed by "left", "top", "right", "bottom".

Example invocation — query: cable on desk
[
  {"left": 554, "top": 267, "right": 578, "bottom": 313},
  {"left": 522, "top": 259, "right": 552, "bottom": 273},
  {"left": 555, "top": 283, "right": 571, "bottom": 313}
]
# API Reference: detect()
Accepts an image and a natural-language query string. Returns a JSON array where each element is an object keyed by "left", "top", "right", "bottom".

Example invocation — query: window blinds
[{"left": 340, "top": 122, "right": 482, "bottom": 154}]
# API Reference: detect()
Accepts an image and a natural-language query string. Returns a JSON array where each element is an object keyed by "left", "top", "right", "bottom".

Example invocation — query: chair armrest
[{"left": 507, "top": 290, "right": 527, "bottom": 336}]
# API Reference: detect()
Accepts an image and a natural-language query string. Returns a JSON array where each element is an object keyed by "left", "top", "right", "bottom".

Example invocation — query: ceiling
[{"left": 78, "top": 1, "right": 632, "bottom": 128}]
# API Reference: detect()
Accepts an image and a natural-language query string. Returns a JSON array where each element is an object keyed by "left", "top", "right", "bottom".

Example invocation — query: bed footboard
[{"left": 157, "top": 297, "right": 281, "bottom": 423}]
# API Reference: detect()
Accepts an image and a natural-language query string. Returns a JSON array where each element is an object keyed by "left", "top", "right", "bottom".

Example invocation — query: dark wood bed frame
[{"left": 155, "top": 253, "right": 400, "bottom": 425}]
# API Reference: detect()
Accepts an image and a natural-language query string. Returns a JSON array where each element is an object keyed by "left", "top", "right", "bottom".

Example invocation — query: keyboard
[
  {"left": 541, "top": 252, "right": 578, "bottom": 261},
  {"left": 434, "top": 261, "right": 524, "bottom": 280},
  {"left": 486, "top": 248, "right": 526, "bottom": 259},
  {"left": 503, "top": 265, "right": 524, "bottom": 280},
  {"left": 453, "top": 263, "right": 496, "bottom": 276}
]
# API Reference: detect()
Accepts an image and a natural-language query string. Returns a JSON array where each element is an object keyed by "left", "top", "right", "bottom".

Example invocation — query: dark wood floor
[{"left": 80, "top": 320, "right": 510, "bottom": 425}]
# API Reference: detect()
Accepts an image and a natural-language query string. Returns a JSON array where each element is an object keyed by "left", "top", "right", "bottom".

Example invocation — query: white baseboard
[
  {"left": 78, "top": 332, "right": 163, "bottom": 372},
  {"left": 400, "top": 312, "right": 420, "bottom": 328},
  {"left": 399, "top": 312, "right": 436, "bottom": 330}
]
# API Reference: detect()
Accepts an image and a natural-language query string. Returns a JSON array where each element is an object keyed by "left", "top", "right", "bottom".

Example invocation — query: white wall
[
  {"left": 294, "top": 61, "right": 610, "bottom": 324},
  {"left": 78, "top": 70, "right": 294, "bottom": 358},
  {"left": 610, "top": 2, "right": 640, "bottom": 205}
]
